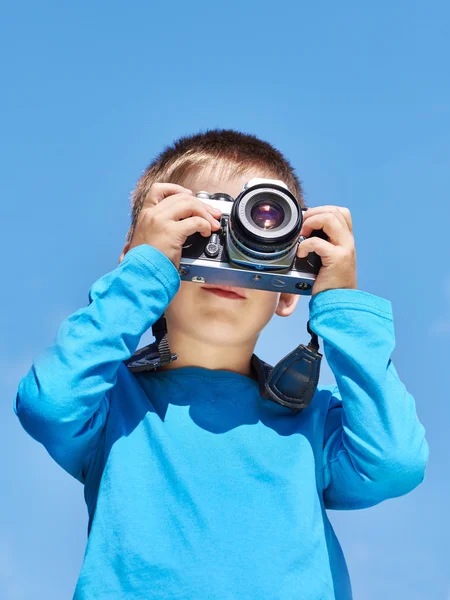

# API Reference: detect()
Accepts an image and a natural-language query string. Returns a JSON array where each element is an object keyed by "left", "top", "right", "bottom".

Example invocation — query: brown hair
[{"left": 126, "top": 128, "right": 306, "bottom": 243}]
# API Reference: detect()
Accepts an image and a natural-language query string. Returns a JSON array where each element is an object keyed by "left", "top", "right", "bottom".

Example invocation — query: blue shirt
[{"left": 13, "top": 244, "right": 428, "bottom": 599}]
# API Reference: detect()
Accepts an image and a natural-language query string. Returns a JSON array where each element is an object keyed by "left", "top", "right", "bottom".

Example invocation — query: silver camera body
[{"left": 179, "top": 178, "right": 325, "bottom": 295}]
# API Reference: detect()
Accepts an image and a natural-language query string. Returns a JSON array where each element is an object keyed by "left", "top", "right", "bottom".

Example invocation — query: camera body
[{"left": 179, "top": 178, "right": 326, "bottom": 295}]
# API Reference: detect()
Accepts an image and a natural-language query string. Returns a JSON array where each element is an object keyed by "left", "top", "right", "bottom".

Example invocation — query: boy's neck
[{"left": 157, "top": 328, "right": 258, "bottom": 380}]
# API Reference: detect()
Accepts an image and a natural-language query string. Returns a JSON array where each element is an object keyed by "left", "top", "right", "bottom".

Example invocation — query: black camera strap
[
  {"left": 124, "top": 314, "right": 322, "bottom": 413},
  {"left": 252, "top": 320, "right": 322, "bottom": 412},
  {"left": 122, "top": 315, "right": 177, "bottom": 372}
]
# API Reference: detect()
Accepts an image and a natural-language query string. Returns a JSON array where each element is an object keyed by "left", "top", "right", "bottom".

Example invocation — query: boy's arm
[
  {"left": 309, "top": 288, "right": 429, "bottom": 510},
  {"left": 13, "top": 244, "right": 180, "bottom": 483}
]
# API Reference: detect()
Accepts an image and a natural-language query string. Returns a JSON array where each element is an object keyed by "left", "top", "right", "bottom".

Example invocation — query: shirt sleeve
[
  {"left": 308, "top": 288, "right": 429, "bottom": 510},
  {"left": 13, "top": 244, "right": 180, "bottom": 484}
]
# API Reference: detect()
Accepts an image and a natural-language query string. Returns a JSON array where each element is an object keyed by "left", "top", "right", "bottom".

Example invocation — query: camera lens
[
  {"left": 229, "top": 185, "right": 302, "bottom": 261},
  {"left": 250, "top": 200, "right": 285, "bottom": 230}
]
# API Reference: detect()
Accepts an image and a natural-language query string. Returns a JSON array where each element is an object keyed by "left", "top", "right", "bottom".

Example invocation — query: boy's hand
[
  {"left": 296, "top": 205, "right": 357, "bottom": 297},
  {"left": 128, "top": 183, "right": 222, "bottom": 270}
]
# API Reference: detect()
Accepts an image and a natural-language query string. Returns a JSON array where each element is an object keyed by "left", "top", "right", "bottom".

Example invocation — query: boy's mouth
[{"left": 201, "top": 284, "right": 247, "bottom": 300}]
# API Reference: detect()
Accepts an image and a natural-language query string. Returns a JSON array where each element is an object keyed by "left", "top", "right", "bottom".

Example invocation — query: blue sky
[{"left": 2, "top": 1, "right": 449, "bottom": 598}]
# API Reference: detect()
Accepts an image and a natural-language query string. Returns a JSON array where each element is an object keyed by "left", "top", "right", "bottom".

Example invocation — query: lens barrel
[{"left": 229, "top": 184, "right": 302, "bottom": 258}]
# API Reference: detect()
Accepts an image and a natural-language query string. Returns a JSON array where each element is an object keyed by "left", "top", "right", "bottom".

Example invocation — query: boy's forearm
[
  {"left": 13, "top": 244, "right": 180, "bottom": 480},
  {"left": 309, "top": 288, "right": 428, "bottom": 508}
]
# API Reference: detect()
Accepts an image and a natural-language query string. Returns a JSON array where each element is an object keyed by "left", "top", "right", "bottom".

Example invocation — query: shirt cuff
[
  {"left": 120, "top": 244, "right": 180, "bottom": 298},
  {"left": 309, "top": 288, "right": 393, "bottom": 321}
]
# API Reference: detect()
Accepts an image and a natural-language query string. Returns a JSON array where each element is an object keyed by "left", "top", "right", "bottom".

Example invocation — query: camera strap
[
  {"left": 251, "top": 321, "right": 322, "bottom": 412},
  {"left": 122, "top": 315, "right": 178, "bottom": 372},
  {"left": 124, "top": 314, "right": 322, "bottom": 413}
]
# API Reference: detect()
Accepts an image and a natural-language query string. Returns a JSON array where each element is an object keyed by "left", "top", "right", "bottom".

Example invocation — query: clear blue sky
[{"left": 2, "top": 1, "right": 449, "bottom": 598}]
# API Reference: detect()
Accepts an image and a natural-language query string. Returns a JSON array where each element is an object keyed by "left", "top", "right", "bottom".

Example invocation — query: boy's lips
[{"left": 201, "top": 284, "right": 247, "bottom": 299}]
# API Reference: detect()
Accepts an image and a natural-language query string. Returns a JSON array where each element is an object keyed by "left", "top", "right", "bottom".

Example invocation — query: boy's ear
[
  {"left": 275, "top": 292, "right": 300, "bottom": 317},
  {"left": 118, "top": 241, "right": 131, "bottom": 264}
]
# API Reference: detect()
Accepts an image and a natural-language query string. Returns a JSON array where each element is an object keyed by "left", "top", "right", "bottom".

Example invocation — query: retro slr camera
[{"left": 180, "top": 178, "right": 327, "bottom": 295}]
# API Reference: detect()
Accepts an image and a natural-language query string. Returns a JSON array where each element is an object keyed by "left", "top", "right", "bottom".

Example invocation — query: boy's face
[{"left": 161, "top": 167, "right": 301, "bottom": 348}]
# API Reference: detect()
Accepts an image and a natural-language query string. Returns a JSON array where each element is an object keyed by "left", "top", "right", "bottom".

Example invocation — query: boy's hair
[{"left": 126, "top": 128, "right": 306, "bottom": 243}]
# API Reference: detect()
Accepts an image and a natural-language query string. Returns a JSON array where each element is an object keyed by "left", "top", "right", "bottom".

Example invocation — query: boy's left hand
[{"left": 296, "top": 205, "right": 357, "bottom": 297}]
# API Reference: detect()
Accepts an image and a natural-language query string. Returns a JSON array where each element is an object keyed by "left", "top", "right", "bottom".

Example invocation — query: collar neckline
[{"left": 150, "top": 364, "right": 258, "bottom": 383}]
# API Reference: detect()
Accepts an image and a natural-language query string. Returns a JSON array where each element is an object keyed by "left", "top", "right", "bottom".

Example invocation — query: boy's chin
[{"left": 184, "top": 318, "right": 256, "bottom": 345}]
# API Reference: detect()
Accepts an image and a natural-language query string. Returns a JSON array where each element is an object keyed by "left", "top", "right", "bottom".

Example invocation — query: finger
[
  {"left": 175, "top": 215, "right": 215, "bottom": 239},
  {"left": 337, "top": 206, "right": 353, "bottom": 233},
  {"left": 297, "top": 236, "right": 335, "bottom": 260},
  {"left": 201, "top": 201, "right": 222, "bottom": 218},
  {"left": 300, "top": 212, "right": 352, "bottom": 246},
  {"left": 150, "top": 192, "right": 221, "bottom": 220},
  {"left": 303, "top": 206, "right": 347, "bottom": 231},
  {"left": 303, "top": 205, "right": 352, "bottom": 232},
  {"left": 164, "top": 197, "right": 222, "bottom": 230},
  {"left": 143, "top": 183, "right": 193, "bottom": 208}
]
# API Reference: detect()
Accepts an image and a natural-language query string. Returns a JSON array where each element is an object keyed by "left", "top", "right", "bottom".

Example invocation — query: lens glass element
[{"left": 250, "top": 200, "right": 284, "bottom": 230}]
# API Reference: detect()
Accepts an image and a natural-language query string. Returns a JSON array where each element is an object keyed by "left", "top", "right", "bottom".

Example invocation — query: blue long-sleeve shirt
[{"left": 13, "top": 243, "right": 428, "bottom": 600}]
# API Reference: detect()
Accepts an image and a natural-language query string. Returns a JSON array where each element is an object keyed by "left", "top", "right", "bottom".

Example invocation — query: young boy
[{"left": 14, "top": 128, "right": 428, "bottom": 599}]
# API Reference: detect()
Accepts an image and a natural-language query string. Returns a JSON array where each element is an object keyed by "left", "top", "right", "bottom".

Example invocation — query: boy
[{"left": 14, "top": 128, "right": 428, "bottom": 599}]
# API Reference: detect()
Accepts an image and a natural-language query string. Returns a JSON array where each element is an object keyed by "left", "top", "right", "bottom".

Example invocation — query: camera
[{"left": 179, "top": 178, "right": 327, "bottom": 295}]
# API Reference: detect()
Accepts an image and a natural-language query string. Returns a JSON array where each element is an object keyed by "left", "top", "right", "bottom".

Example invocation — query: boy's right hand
[{"left": 128, "top": 183, "right": 222, "bottom": 270}]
